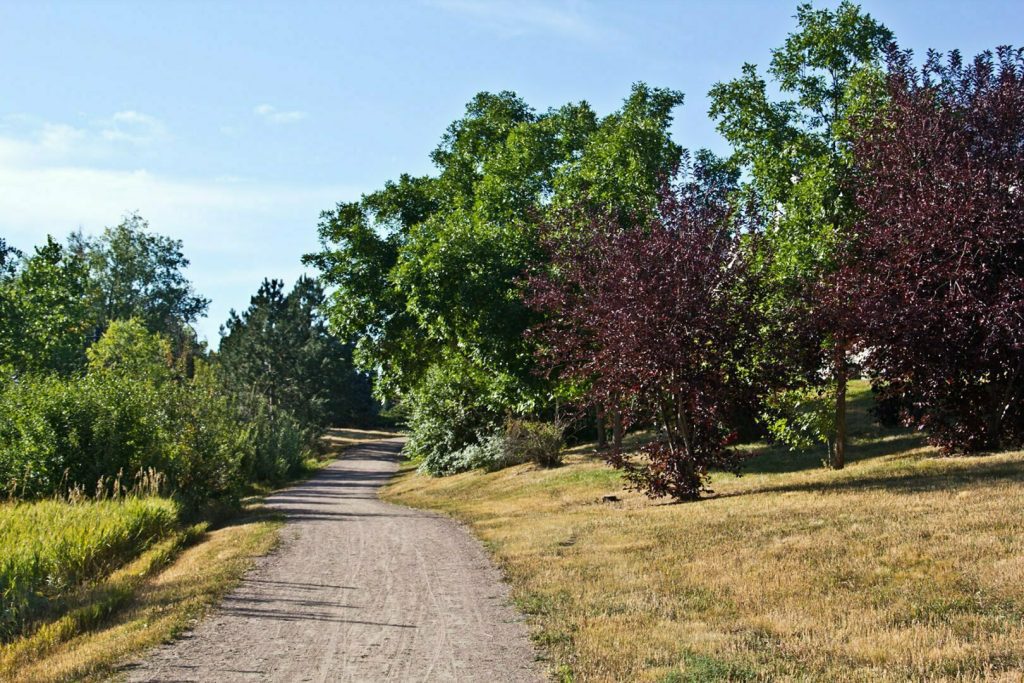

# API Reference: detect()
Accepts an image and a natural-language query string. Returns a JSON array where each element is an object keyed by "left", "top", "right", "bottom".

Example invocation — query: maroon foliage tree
[
  {"left": 527, "top": 163, "right": 761, "bottom": 500},
  {"left": 845, "top": 47, "right": 1024, "bottom": 452}
]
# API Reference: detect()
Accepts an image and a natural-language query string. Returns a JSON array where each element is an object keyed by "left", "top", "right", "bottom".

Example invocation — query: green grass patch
[
  {"left": 659, "top": 652, "right": 757, "bottom": 682},
  {"left": 0, "top": 497, "right": 178, "bottom": 642},
  {"left": 0, "top": 430, "right": 391, "bottom": 681}
]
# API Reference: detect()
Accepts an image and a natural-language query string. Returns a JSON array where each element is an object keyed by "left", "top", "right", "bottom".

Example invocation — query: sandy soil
[{"left": 121, "top": 439, "right": 543, "bottom": 682}]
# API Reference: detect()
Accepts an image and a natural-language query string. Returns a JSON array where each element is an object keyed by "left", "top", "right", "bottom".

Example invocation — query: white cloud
[
  {"left": 0, "top": 161, "right": 356, "bottom": 259},
  {"left": 0, "top": 110, "right": 167, "bottom": 166},
  {"left": 38, "top": 123, "right": 87, "bottom": 152},
  {"left": 426, "top": 0, "right": 608, "bottom": 41},
  {"left": 110, "top": 110, "right": 158, "bottom": 126},
  {"left": 0, "top": 122, "right": 89, "bottom": 165},
  {"left": 99, "top": 110, "right": 167, "bottom": 145},
  {"left": 253, "top": 103, "right": 308, "bottom": 124}
]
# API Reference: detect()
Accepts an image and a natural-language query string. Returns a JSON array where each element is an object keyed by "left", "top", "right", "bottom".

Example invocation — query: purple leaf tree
[
  {"left": 845, "top": 47, "right": 1024, "bottom": 452},
  {"left": 526, "top": 160, "right": 762, "bottom": 500}
]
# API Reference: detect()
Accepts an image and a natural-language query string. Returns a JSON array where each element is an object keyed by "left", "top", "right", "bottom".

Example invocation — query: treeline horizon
[
  {"left": 305, "top": 2, "right": 1024, "bottom": 499},
  {"left": 2, "top": 1, "right": 1021, "bottom": 505},
  {"left": 0, "top": 215, "right": 378, "bottom": 510}
]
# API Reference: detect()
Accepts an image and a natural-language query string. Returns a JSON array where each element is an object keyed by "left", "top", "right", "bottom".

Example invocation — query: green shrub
[
  {"left": 0, "top": 496, "right": 178, "bottom": 642},
  {"left": 0, "top": 372, "right": 171, "bottom": 499},
  {"left": 0, "top": 363, "right": 247, "bottom": 510},
  {"left": 168, "top": 362, "right": 248, "bottom": 510},
  {"left": 405, "top": 359, "right": 504, "bottom": 475},
  {"left": 420, "top": 432, "right": 511, "bottom": 476},
  {"left": 0, "top": 321, "right": 322, "bottom": 510},
  {"left": 504, "top": 419, "right": 564, "bottom": 468},
  {"left": 419, "top": 420, "right": 565, "bottom": 476},
  {"left": 458, "top": 433, "right": 515, "bottom": 471},
  {"left": 238, "top": 395, "right": 313, "bottom": 483}
]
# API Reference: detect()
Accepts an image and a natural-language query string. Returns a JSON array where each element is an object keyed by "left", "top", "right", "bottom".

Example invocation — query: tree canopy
[
  {"left": 528, "top": 159, "right": 757, "bottom": 499},
  {"left": 0, "top": 237, "right": 92, "bottom": 375},
  {"left": 70, "top": 213, "right": 210, "bottom": 341},
  {"left": 306, "top": 83, "right": 684, "bottom": 456},
  {"left": 845, "top": 46, "right": 1024, "bottom": 453},
  {"left": 218, "top": 276, "right": 375, "bottom": 430},
  {"left": 708, "top": 0, "right": 893, "bottom": 468}
]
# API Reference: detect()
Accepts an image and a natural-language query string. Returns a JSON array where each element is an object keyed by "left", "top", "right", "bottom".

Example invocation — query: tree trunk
[
  {"left": 676, "top": 393, "right": 693, "bottom": 460},
  {"left": 596, "top": 405, "right": 607, "bottom": 449},
  {"left": 832, "top": 346, "right": 847, "bottom": 470},
  {"left": 986, "top": 383, "right": 1007, "bottom": 451},
  {"left": 611, "top": 406, "right": 624, "bottom": 449}
]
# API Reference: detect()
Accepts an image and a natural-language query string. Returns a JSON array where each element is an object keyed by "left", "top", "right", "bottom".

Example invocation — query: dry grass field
[{"left": 383, "top": 381, "right": 1024, "bottom": 681}]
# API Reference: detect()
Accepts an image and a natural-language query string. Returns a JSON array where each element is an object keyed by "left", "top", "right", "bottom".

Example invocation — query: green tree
[
  {"left": 308, "top": 84, "right": 684, "bottom": 460},
  {"left": 0, "top": 238, "right": 18, "bottom": 273},
  {"left": 217, "top": 276, "right": 374, "bottom": 430},
  {"left": 86, "top": 318, "right": 174, "bottom": 385},
  {"left": 304, "top": 174, "right": 441, "bottom": 400},
  {"left": 708, "top": 1, "right": 892, "bottom": 468},
  {"left": 0, "top": 240, "right": 20, "bottom": 367},
  {"left": 391, "top": 91, "right": 594, "bottom": 411},
  {"left": 0, "top": 237, "right": 92, "bottom": 375},
  {"left": 552, "top": 83, "right": 684, "bottom": 223},
  {"left": 308, "top": 91, "right": 591, "bottom": 416},
  {"left": 309, "top": 85, "right": 680, "bottom": 390},
  {"left": 71, "top": 213, "right": 210, "bottom": 344}
]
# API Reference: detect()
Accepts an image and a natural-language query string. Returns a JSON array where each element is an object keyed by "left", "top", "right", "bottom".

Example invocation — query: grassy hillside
[{"left": 383, "top": 381, "right": 1024, "bottom": 681}]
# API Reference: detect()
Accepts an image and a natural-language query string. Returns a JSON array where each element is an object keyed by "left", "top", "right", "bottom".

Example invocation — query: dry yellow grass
[
  {"left": 383, "top": 382, "right": 1024, "bottom": 682},
  {"left": 0, "top": 513, "right": 281, "bottom": 682}
]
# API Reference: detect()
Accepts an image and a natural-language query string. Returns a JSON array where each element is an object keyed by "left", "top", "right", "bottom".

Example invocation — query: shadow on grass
[
  {"left": 739, "top": 455, "right": 1024, "bottom": 498},
  {"left": 737, "top": 379, "right": 927, "bottom": 476},
  {"left": 739, "top": 431, "right": 927, "bottom": 476}
]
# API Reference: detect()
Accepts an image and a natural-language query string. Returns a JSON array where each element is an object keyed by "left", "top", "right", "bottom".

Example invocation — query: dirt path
[{"left": 122, "top": 439, "right": 542, "bottom": 682}]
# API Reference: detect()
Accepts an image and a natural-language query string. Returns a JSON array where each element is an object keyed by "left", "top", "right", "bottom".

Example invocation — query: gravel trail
[{"left": 122, "top": 439, "right": 542, "bottom": 682}]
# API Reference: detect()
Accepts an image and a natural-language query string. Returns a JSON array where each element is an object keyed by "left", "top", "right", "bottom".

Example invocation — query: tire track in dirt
[{"left": 122, "top": 439, "right": 542, "bottom": 682}]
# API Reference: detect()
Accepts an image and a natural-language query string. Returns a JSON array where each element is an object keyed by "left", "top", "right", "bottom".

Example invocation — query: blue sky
[{"left": 2, "top": 0, "right": 1021, "bottom": 344}]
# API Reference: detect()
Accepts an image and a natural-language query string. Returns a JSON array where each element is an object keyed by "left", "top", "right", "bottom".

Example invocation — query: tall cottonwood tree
[
  {"left": 308, "top": 84, "right": 683, "bottom": 457},
  {"left": 708, "top": 1, "right": 892, "bottom": 468},
  {"left": 70, "top": 213, "right": 210, "bottom": 344},
  {"left": 552, "top": 83, "right": 684, "bottom": 224}
]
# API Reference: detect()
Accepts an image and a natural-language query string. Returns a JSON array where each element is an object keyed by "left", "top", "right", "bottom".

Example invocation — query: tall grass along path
[{"left": 121, "top": 439, "right": 541, "bottom": 682}]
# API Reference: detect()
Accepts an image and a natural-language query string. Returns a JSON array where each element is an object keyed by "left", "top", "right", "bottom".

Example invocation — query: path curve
[{"left": 123, "top": 439, "right": 542, "bottom": 682}]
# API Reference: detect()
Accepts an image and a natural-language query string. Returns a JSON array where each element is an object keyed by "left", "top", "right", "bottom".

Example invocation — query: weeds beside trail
[
  {"left": 0, "top": 497, "right": 178, "bottom": 642},
  {"left": 0, "top": 429, "right": 396, "bottom": 682},
  {"left": 383, "top": 382, "right": 1024, "bottom": 681},
  {"left": 0, "top": 511, "right": 279, "bottom": 682}
]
